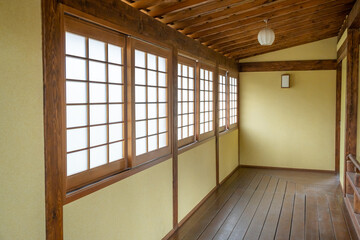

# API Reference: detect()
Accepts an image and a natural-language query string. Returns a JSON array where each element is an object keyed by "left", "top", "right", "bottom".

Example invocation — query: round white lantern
[{"left": 258, "top": 20, "right": 275, "bottom": 46}]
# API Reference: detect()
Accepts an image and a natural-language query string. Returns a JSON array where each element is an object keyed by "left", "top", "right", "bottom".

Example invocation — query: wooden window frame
[
  {"left": 177, "top": 56, "right": 197, "bottom": 148},
  {"left": 131, "top": 39, "right": 172, "bottom": 167},
  {"left": 218, "top": 69, "right": 228, "bottom": 133},
  {"left": 63, "top": 15, "right": 128, "bottom": 192},
  {"left": 228, "top": 71, "right": 238, "bottom": 129},
  {"left": 197, "top": 63, "right": 215, "bottom": 141}
]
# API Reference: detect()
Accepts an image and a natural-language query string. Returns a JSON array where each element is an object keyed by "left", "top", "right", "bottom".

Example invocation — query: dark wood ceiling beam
[
  {"left": 220, "top": 19, "right": 343, "bottom": 55},
  {"left": 212, "top": 12, "right": 348, "bottom": 52},
  {"left": 346, "top": 0, "right": 360, "bottom": 28},
  {"left": 148, "top": 0, "right": 212, "bottom": 18},
  {"left": 197, "top": 1, "right": 352, "bottom": 44},
  {"left": 159, "top": 0, "right": 251, "bottom": 25},
  {"left": 130, "top": 0, "right": 164, "bottom": 9},
  {"left": 174, "top": 0, "right": 288, "bottom": 30},
  {"left": 183, "top": 0, "right": 350, "bottom": 36},
  {"left": 230, "top": 29, "right": 339, "bottom": 59}
]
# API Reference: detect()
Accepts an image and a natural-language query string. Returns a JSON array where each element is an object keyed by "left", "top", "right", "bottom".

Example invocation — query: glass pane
[
  {"left": 108, "top": 65, "right": 122, "bottom": 84},
  {"left": 159, "top": 103, "right": 167, "bottom": 118},
  {"left": 135, "top": 86, "right": 146, "bottom": 102},
  {"left": 89, "top": 83, "right": 106, "bottom": 103},
  {"left": 159, "top": 133, "right": 167, "bottom": 148},
  {"left": 109, "top": 104, "right": 123, "bottom": 123},
  {"left": 158, "top": 57, "right": 166, "bottom": 72},
  {"left": 135, "top": 50, "right": 145, "bottom": 68},
  {"left": 136, "top": 104, "right": 146, "bottom": 120},
  {"left": 148, "top": 135, "right": 158, "bottom": 152},
  {"left": 189, "top": 67, "right": 194, "bottom": 78},
  {"left": 66, "top": 32, "right": 86, "bottom": 57},
  {"left": 205, "top": 70, "right": 208, "bottom": 80},
  {"left": 135, "top": 68, "right": 146, "bottom": 85},
  {"left": 183, "top": 114, "right": 188, "bottom": 125},
  {"left": 67, "top": 150, "right": 88, "bottom": 176},
  {"left": 136, "top": 138, "right": 146, "bottom": 156},
  {"left": 200, "top": 112, "right": 204, "bottom": 122},
  {"left": 89, "top": 61, "right": 106, "bottom": 82},
  {"left": 200, "top": 123, "right": 204, "bottom": 134},
  {"left": 205, "top": 122, "right": 209, "bottom": 132},
  {"left": 108, "top": 44, "right": 122, "bottom": 64},
  {"left": 90, "top": 104, "right": 107, "bottom": 125},
  {"left": 90, "top": 125, "right": 107, "bottom": 147},
  {"left": 109, "top": 84, "right": 123, "bottom": 103},
  {"left": 200, "top": 69, "right": 204, "bottom": 79},
  {"left": 66, "top": 81, "right": 87, "bottom": 104},
  {"left": 66, "top": 57, "right": 86, "bottom": 80},
  {"left": 159, "top": 88, "right": 166, "bottom": 102},
  {"left": 148, "top": 104, "right": 157, "bottom": 119},
  {"left": 109, "top": 123, "right": 123, "bottom": 142},
  {"left": 147, "top": 54, "right": 156, "bottom": 70},
  {"left": 89, "top": 39, "right": 105, "bottom": 61},
  {"left": 189, "top": 113, "right": 194, "bottom": 125},
  {"left": 148, "top": 119, "right": 157, "bottom": 135},
  {"left": 66, "top": 105, "right": 87, "bottom": 128},
  {"left": 182, "top": 77, "right": 188, "bottom": 89},
  {"left": 189, "top": 125, "right": 194, "bottom": 136},
  {"left": 109, "top": 142, "right": 123, "bottom": 162},
  {"left": 147, "top": 87, "right": 157, "bottom": 103},
  {"left": 148, "top": 70, "right": 157, "bottom": 86},
  {"left": 182, "top": 65, "right": 188, "bottom": 77},
  {"left": 159, "top": 118, "right": 167, "bottom": 132},
  {"left": 136, "top": 120, "right": 147, "bottom": 138},
  {"left": 158, "top": 73, "right": 166, "bottom": 87},
  {"left": 67, "top": 128, "right": 87, "bottom": 152},
  {"left": 183, "top": 103, "right": 188, "bottom": 114},
  {"left": 189, "top": 102, "right": 194, "bottom": 113},
  {"left": 90, "top": 145, "right": 107, "bottom": 168},
  {"left": 188, "top": 78, "right": 194, "bottom": 90},
  {"left": 183, "top": 126, "right": 188, "bottom": 138},
  {"left": 182, "top": 89, "right": 188, "bottom": 101}
]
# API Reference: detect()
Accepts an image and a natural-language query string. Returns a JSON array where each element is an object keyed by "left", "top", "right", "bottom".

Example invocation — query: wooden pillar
[
  {"left": 42, "top": 0, "right": 64, "bottom": 239},
  {"left": 214, "top": 63, "right": 220, "bottom": 186},
  {"left": 345, "top": 28, "right": 359, "bottom": 194},
  {"left": 171, "top": 47, "right": 179, "bottom": 229},
  {"left": 335, "top": 64, "right": 342, "bottom": 174}
]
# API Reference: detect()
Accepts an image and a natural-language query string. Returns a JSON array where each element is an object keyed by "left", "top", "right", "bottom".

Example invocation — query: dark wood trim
[
  {"left": 337, "top": 39, "right": 348, "bottom": 63},
  {"left": 171, "top": 47, "right": 179, "bottom": 229},
  {"left": 343, "top": 196, "right": 360, "bottom": 239},
  {"left": 344, "top": 28, "right": 359, "bottom": 195},
  {"left": 59, "top": 0, "right": 238, "bottom": 72},
  {"left": 238, "top": 73, "right": 240, "bottom": 167},
  {"left": 240, "top": 165, "right": 336, "bottom": 174},
  {"left": 214, "top": 62, "right": 220, "bottom": 186},
  {"left": 336, "top": 64, "right": 342, "bottom": 174},
  {"left": 42, "top": 0, "right": 64, "bottom": 239},
  {"left": 238, "top": 60, "right": 337, "bottom": 72},
  {"left": 65, "top": 154, "right": 172, "bottom": 204}
]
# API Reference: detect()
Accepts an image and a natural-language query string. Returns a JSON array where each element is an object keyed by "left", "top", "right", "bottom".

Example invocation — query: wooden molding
[
  {"left": 335, "top": 64, "right": 342, "bottom": 174},
  {"left": 337, "top": 39, "right": 348, "bottom": 63},
  {"left": 240, "top": 165, "right": 336, "bottom": 174},
  {"left": 238, "top": 60, "right": 337, "bottom": 72}
]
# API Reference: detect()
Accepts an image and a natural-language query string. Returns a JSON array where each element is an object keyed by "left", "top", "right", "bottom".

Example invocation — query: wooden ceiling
[{"left": 121, "top": 0, "right": 354, "bottom": 60}]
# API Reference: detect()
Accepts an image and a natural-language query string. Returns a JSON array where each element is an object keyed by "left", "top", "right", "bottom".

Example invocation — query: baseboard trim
[
  {"left": 240, "top": 164, "right": 336, "bottom": 174},
  {"left": 220, "top": 165, "right": 240, "bottom": 185}
]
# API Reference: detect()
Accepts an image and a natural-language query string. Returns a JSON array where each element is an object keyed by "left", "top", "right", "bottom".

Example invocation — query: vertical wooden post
[
  {"left": 214, "top": 62, "right": 220, "bottom": 186},
  {"left": 345, "top": 28, "right": 359, "bottom": 195},
  {"left": 354, "top": 194, "right": 360, "bottom": 213},
  {"left": 335, "top": 64, "right": 342, "bottom": 174},
  {"left": 237, "top": 73, "right": 240, "bottom": 167},
  {"left": 42, "top": 0, "right": 64, "bottom": 239},
  {"left": 171, "top": 47, "right": 179, "bottom": 229},
  {"left": 348, "top": 160, "right": 355, "bottom": 172}
]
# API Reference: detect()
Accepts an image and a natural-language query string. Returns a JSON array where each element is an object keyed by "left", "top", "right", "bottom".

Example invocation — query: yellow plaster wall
[
  {"left": 239, "top": 37, "right": 337, "bottom": 62},
  {"left": 341, "top": 58, "right": 347, "bottom": 187},
  {"left": 178, "top": 139, "right": 217, "bottom": 221},
  {"left": 64, "top": 159, "right": 173, "bottom": 240},
  {"left": 0, "top": 1, "right": 45, "bottom": 239},
  {"left": 239, "top": 71, "right": 336, "bottom": 170},
  {"left": 219, "top": 130, "right": 239, "bottom": 182}
]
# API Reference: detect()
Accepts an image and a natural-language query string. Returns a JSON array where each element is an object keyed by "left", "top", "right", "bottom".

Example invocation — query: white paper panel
[
  {"left": 148, "top": 135, "right": 158, "bottom": 152},
  {"left": 136, "top": 138, "right": 147, "bottom": 156},
  {"left": 90, "top": 104, "right": 107, "bottom": 125},
  {"left": 90, "top": 125, "right": 107, "bottom": 147},
  {"left": 89, "top": 61, "right": 106, "bottom": 82},
  {"left": 66, "top": 81, "right": 87, "bottom": 104},
  {"left": 108, "top": 44, "right": 122, "bottom": 64},
  {"left": 109, "top": 104, "right": 123, "bottom": 123},
  {"left": 109, "top": 142, "right": 123, "bottom": 162},
  {"left": 66, "top": 105, "right": 87, "bottom": 128},
  {"left": 148, "top": 119, "right": 157, "bottom": 135},
  {"left": 89, "top": 38, "right": 105, "bottom": 61},
  {"left": 90, "top": 145, "right": 107, "bottom": 168},
  {"left": 67, "top": 128, "right": 88, "bottom": 152},
  {"left": 108, "top": 65, "right": 122, "bottom": 84},
  {"left": 109, "top": 84, "right": 123, "bottom": 103},
  {"left": 135, "top": 104, "right": 146, "bottom": 120},
  {"left": 109, "top": 123, "right": 123, "bottom": 142},
  {"left": 66, "top": 57, "right": 86, "bottom": 80},
  {"left": 67, "top": 150, "right": 88, "bottom": 176},
  {"left": 66, "top": 32, "right": 86, "bottom": 58},
  {"left": 136, "top": 120, "right": 147, "bottom": 138},
  {"left": 159, "top": 133, "right": 167, "bottom": 148},
  {"left": 135, "top": 50, "right": 145, "bottom": 68},
  {"left": 90, "top": 83, "right": 106, "bottom": 103}
]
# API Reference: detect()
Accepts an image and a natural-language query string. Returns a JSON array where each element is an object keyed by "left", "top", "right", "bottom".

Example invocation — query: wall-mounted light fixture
[{"left": 281, "top": 74, "right": 290, "bottom": 88}]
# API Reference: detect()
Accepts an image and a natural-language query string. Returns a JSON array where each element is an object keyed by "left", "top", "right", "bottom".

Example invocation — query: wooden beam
[
  {"left": 214, "top": 63, "right": 219, "bottom": 186},
  {"left": 42, "top": 0, "right": 64, "bottom": 239},
  {"left": 346, "top": 0, "right": 360, "bottom": 29},
  {"left": 337, "top": 39, "right": 348, "bottom": 63},
  {"left": 59, "top": 0, "right": 238, "bottom": 71},
  {"left": 335, "top": 64, "right": 342, "bottom": 174},
  {"left": 148, "top": 0, "right": 211, "bottom": 18},
  {"left": 239, "top": 60, "right": 337, "bottom": 72}
]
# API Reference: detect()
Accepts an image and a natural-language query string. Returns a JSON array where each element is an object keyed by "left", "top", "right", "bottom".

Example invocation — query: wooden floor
[{"left": 169, "top": 167, "right": 353, "bottom": 240}]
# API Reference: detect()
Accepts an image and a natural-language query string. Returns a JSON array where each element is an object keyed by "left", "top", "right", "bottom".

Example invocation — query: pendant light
[{"left": 258, "top": 19, "right": 275, "bottom": 46}]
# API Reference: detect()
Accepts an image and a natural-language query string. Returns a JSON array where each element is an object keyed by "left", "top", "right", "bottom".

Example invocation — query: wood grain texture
[
  {"left": 239, "top": 60, "right": 337, "bottom": 72},
  {"left": 336, "top": 64, "right": 342, "bottom": 174}
]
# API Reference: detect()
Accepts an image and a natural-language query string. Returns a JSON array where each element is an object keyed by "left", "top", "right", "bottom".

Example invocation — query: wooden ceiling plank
[
  {"left": 174, "top": 0, "right": 288, "bottom": 30},
  {"left": 131, "top": 0, "right": 166, "bottom": 10},
  {"left": 197, "top": 0, "right": 352, "bottom": 44},
  {"left": 210, "top": 9, "right": 349, "bottom": 51},
  {"left": 220, "top": 19, "right": 344, "bottom": 55},
  {"left": 183, "top": 0, "right": 350, "bottom": 35},
  {"left": 148, "top": 0, "right": 212, "bottom": 18}
]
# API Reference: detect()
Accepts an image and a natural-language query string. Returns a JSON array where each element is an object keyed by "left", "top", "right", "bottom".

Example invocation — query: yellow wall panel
[
  {"left": 178, "top": 139, "right": 216, "bottom": 222},
  {"left": 239, "top": 71, "right": 336, "bottom": 171},
  {"left": 0, "top": 0, "right": 45, "bottom": 239},
  {"left": 64, "top": 159, "right": 173, "bottom": 240},
  {"left": 219, "top": 130, "right": 239, "bottom": 182}
]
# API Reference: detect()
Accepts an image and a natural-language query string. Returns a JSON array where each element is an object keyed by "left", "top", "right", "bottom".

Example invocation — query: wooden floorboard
[{"left": 168, "top": 167, "right": 352, "bottom": 240}]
